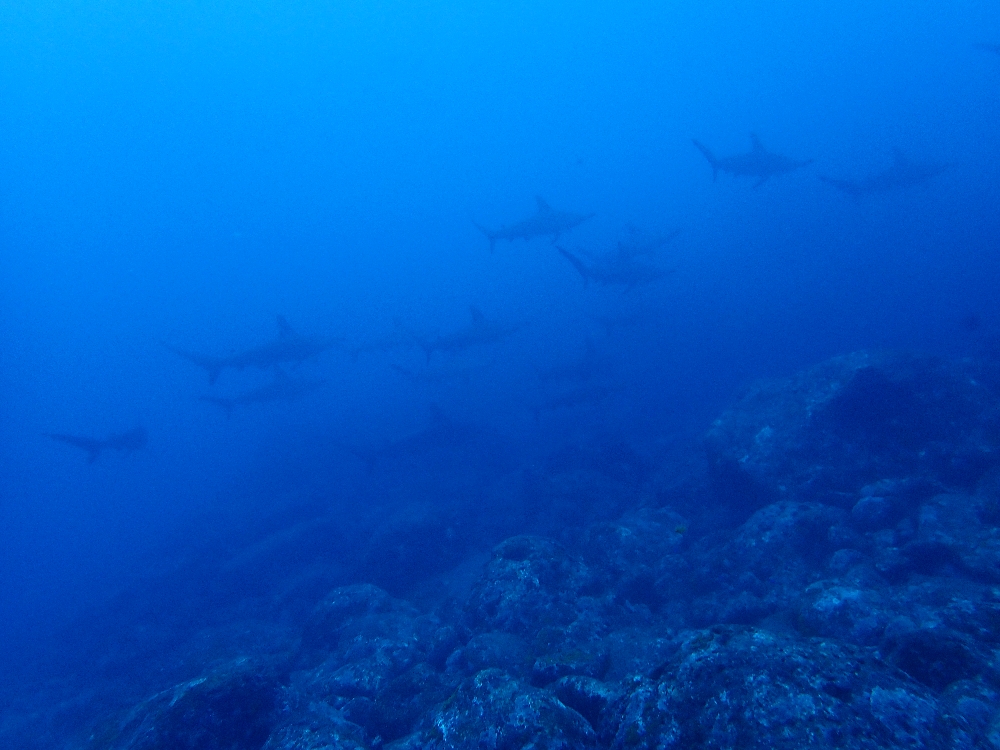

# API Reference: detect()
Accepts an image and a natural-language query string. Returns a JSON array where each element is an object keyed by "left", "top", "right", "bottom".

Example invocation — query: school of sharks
[
  {"left": 44, "top": 135, "right": 952, "bottom": 459},
  {"left": 5, "top": 2, "right": 1000, "bottom": 748}
]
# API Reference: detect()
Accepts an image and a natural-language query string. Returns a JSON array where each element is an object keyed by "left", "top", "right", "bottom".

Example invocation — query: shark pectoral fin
[
  {"left": 276, "top": 315, "right": 295, "bottom": 338},
  {"left": 472, "top": 220, "right": 497, "bottom": 252},
  {"left": 556, "top": 247, "right": 590, "bottom": 286},
  {"left": 692, "top": 140, "right": 719, "bottom": 178}
]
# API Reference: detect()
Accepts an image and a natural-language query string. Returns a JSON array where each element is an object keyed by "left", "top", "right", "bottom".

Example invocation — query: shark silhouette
[
  {"left": 819, "top": 150, "right": 947, "bottom": 197},
  {"left": 390, "top": 362, "right": 488, "bottom": 385},
  {"left": 165, "top": 316, "right": 339, "bottom": 384},
  {"left": 335, "top": 407, "right": 480, "bottom": 472},
  {"left": 693, "top": 134, "right": 813, "bottom": 188},
  {"left": 200, "top": 368, "right": 325, "bottom": 416},
  {"left": 473, "top": 196, "right": 594, "bottom": 252},
  {"left": 46, "top": 426, "right": 148, "bottom": 463},
  {"left": 407, "top": 307, "right": 527, "bottom": 362},
  {"left": 977, "top": 43, "right": 1000, "bottom": 57},
  {"left": 557, "top": 246, "right": 675, "bottom": 289}
]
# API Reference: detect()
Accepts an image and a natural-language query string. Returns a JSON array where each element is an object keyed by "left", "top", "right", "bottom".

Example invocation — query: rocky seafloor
[{"left": 9, "top": 349, "right": 1000, "bottom": 749}]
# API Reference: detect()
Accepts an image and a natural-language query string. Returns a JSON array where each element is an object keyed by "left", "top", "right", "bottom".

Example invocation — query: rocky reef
[{"left": 14, "top": 351, "right": 1000, "bottom": 749}]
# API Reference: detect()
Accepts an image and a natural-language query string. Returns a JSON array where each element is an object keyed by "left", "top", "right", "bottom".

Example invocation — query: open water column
[{"left": 1, "top": 0, "right": 999, "bottom": 748}]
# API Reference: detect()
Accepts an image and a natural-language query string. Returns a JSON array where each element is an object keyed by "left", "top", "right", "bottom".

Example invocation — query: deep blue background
[{"left": 1, "top": 0, "right": 998, "bottom": 682}]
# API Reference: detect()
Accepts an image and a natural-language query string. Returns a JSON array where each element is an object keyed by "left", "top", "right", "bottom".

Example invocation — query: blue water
[{"left": 1, "top": 0, "right": 998, "bottom": 736}]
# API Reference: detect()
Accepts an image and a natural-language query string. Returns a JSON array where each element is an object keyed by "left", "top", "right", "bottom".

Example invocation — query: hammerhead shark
[
  {"left": 692, "top": 134, "right": 813, "bottom": 188},
  {"left": 557, "top": 246, "right": 675, "bottom": 289},
  {"left": 165, "top": 316, "right": 338, "bottom": 384},
  {"left": 818, "top": 150, "right": 947, "bottom": 197},
  {"left": 200, "top": 368, "right": 325, "bottom": 415},
  {"left": 335, "top": 406, "right": 480, "bottom": 472},
  {"left": 408, "top": 307, "right": 527, "bottom": 362},
  {"left": 45, "top": 426, "right": 147, "bottom": 463},
  {"left": 473, "top": 196, "right": 594, "bottom": 252}
]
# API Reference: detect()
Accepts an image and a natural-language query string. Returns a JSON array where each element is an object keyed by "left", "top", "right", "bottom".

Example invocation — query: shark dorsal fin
[
  {"left": 535, "top": 196, "right": 552, "bottom": 213},
  {"left": 276, "top": 315, "right": 295, "bottom": 338},
  {"left": 469, "top": 306, "right": 486, "bottom": 325},
  {"left": 750, "top": 133, "right": 765, "bottom": 153}
]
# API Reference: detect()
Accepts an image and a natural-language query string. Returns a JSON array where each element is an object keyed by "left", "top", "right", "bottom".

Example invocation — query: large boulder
[
  {"left": 463, "top": 536, "right": 594, "bottom": 640},
  {"left": 94, "top": 657, "right": 284, "bottom": 750},
  {"left": 705, "top": 352, "right": 1000, "bottom": 517},
  {"left": 396, "top": 668, "right": 598, "bottom": 750},
  {"left": 611, "top": 627, "right": 979, "bottom": 750}
]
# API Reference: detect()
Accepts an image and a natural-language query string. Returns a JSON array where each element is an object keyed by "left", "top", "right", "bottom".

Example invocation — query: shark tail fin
[
  {"left": 472, "top": 220, "right": 497, "bottom": 253},
  {"left": 556, "top": 247, "right": 590, "bottom": 286},
  {"left": 163, "top": 341, "right": 225, "bottom": 385},
  {"left": 45, "top": 433, "right": 104, "bottom": 463},
  {"left": 469, "top": 306, "right": 486, "bottom": 325},
  {"left": 692, "top": 140, "right": 719, "bottom": 181},
  {"left": 206, "top": 364, "right": 224, "bottom": 386},
  {"left": 276, "top": 315, "right": 295, "bottom": 338}
]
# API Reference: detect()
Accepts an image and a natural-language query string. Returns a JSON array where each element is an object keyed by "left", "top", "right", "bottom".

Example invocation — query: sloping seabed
[{"left": 4, "top": 350, "right": 1000, "bottom": 749}]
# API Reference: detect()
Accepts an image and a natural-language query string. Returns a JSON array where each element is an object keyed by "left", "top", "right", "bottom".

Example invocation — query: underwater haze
[{"left": 2, "top": 0, "right": 1000, "bottom": 747}]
